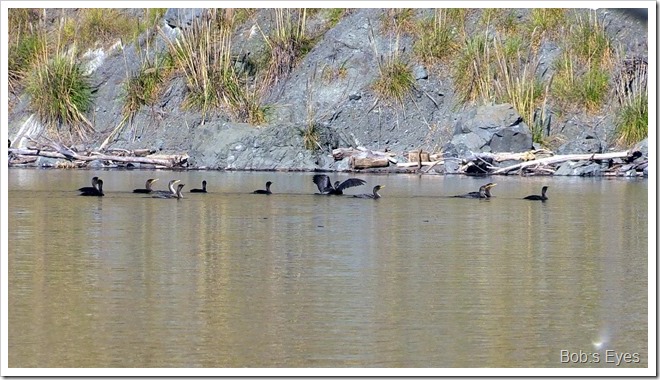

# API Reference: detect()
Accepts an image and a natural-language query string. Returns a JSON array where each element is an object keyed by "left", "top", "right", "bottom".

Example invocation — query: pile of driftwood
[
  {"left": 8, "top": 140, "right": 188, "bottom": 169},
  {"left": 332, "top": 146, "right": 646, "bottom": 176}
]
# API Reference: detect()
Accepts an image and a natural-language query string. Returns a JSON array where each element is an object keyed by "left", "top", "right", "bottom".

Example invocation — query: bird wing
[
  {"left": 312, "top": 174, "right": 332, "bottom": 193},
  {"left": 336, "top": 178, "right": 367, "bottom": 191}
]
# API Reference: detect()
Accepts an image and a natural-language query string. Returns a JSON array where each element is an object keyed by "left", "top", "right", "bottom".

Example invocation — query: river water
[{"left": 7, "top": 168, "right": 649, "bottom": 369}]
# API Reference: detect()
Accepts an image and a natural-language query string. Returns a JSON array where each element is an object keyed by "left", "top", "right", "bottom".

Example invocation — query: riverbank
[{"left": 7, "top": 8, "right": 649, "bottom": 176}]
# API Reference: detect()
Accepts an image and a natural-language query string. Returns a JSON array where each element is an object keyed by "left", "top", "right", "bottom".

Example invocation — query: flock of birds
[{"left": 77, "top": 174, "right": 549, "bottom": 202}]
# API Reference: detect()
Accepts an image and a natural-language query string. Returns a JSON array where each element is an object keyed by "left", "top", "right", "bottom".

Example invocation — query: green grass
[
  {"left": 301, "top": 122, "right": 321, "bottom": 151},
  {"left": 26, "top": 50, "right": 94, "bottom": 137},
  {"left": 529, "top": 8, "right": 566, "bottom": 33},
  {"left": 327, "top": 8, "right": 348, "bottom": 27},
  {"left": 380, "top": 8, "right": 417, "bottom": 35},
  {"left": 373, "top": 57, "right": 415, "bottom": 105},
  {"left": 8, "top": 30, "right": 45, "bottom": 91},
  {"left": 261, "top": 9, "right": 314, "bottom": 87},
  {"left": 614, "top": 60, "right": 648, "bottom": 146},
  {"left": 615, "top": 94, "right": 648, "bottom": 146},
  {"left": 371, "top": 32, "right": 415, "bottom": 106},
  {"left": 550, "top": 11, "right": 613, "bottom": 113},
  {"left": 164, "top": 9, "right": 268, "bottom": 124},
  {"left": 413, "top": 9, "right": 455, "bottom": 64},
  {"left": 78, "top": 9, "right": 137, "bottom": 48},
  {"left": 453, "top": 33, "right": 490, "bottom": 104},
  {"left": 122, "top": 52, "right": 172, "bottom": 121},
  {"left": 552, "top": 52, "right": 610, "bottom": 113}
]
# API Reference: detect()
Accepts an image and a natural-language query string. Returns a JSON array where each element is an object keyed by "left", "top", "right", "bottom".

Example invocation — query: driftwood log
[
  {"left": 8, "top": 148, "right": 188, "bottom": 168},
  {"left": 351, "top": 155, "right": 390, "bottom": 169},
  {"left": 332, "top": 147, "right": 395, "bottom": 169},
  {"left": 492, "top": 151, "right": 633, "bottom": 174}
]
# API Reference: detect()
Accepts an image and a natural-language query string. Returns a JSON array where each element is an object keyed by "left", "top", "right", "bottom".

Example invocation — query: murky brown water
[{"left": 7, "top": 168, "right": 648, "bottom": 368}]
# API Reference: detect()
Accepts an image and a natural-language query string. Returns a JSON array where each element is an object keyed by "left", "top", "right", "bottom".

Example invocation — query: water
[{"left": 7, "top": 168, "right": 649, "bottom": 368}]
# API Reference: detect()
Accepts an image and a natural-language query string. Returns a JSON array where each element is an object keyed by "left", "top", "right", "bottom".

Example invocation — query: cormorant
[
  {"left": 133, "top": 178, "right": 159, "bottom": 193},
  {"left": 524, "top": 186, "right": 548, "bottom": 201},
  {"left": 190, "top": 180, "right": 207, "bottom": 193},
  {"left": 153, "top": 183, "right": 185, "bottom": 199},
  {"left": 353, "top": 185, "right": 385, "bottom": 199},
  {"left": 253, "top": 181, "right": 273, "bottom": 194},
  {"left": 151, "top": 179, "right": 181, "bottom": 197},
  {"left": 453, "top": 183, "right": 497, "bottom": 199},
  {"left": 78, "top": 177, "right": 99, "bottom": 192},
  {"left": 313, "top": 174, "right": 366, "bottom": 195},
  {"left": 80, "top": 179, "right": 104, "bottom": 196}
]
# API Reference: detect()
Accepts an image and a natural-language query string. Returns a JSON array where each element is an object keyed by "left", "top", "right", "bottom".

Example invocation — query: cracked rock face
[{"left": 444, "top": 104, "right": 533, "bottom": 157}]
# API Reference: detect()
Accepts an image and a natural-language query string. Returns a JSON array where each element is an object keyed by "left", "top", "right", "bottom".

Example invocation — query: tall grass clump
[
  {"left": 413, "top": 9, "right": 455, "bottom": 64},
  {"left": 490, "top": 35, "right": 548, "bottom": 143},
  {"left": 614, "top": 59, "right": 648, "bottom": 146},
  {"left": 551, "top": 11, "right": 613, "bottom": 113},
  {"left": 261, "top": 9, "right": 313, "bottom": 87},
  {"left": 453, "top": 33, "right": 490, "bottom": 104},
  {"left": 8, "top": 9, "right": 44, "bottom": 91},
  {"left": 78, "top": 9, "right": 138, "bottom": 48},
  {"left": 26, "top": 42, "right": 94, "bottom": 138},
  {"left": 122, "top": 52, "right": 172, "bottom": 122},
  {"left": 164, "top": 9, "right": 267, "bottom": 124},
  {"left": 529, "top": 8, "right": 566, "bottom": 34},
  {"left": 380, "top": 8, "right": 417, "bottom": 35},
  {"left": 8, "top": 28, "right": 45, "bottom": 91},
  {"left": 371, "top": 33, "right": 415, "bottom": 106}
]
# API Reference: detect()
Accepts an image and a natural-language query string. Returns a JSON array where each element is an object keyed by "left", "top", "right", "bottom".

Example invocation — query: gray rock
[
  {"left": 490, "top": 124, "right": 533, "bottom": 153},
  {"left": 413, "top": 65, "right": 428, "bottom": 80},
  {"left": 555, "top": 161, "right": 602, "bottom": 176},
  {"left": 556, "top": 131, "right": 604, "bottom": 155},
  {"left": 164, "top": 9, "right": 206, "bottom": 29},
  {"left": 633, "top": 138, "right": 648, "bottom": 156},
  {"left": 444, "top": 103, "right": 532, "bottom": 156}
]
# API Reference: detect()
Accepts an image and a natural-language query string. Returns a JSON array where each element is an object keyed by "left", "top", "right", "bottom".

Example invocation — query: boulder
[
  {"left": 443, "top": 103, "right": 533, "bottom": 157},
  {"left": 556, "top": 131, "right": 604, "bottom": 155},
  {"left": 554, "top": 161, "right": 603, "bottom": 176},
  {"left": 164, "top": 9, "right": 206, "bottom": 30},
  {"left": 188, "top": 122, "right": 318, "bottom": 171}
]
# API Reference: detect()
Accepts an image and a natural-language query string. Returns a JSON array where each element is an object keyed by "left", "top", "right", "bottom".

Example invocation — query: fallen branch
[
  {"left": 397, "top": 161, "right": 443, "bottom": 168},
  {"left": 492, "top": 150, "right": 632, "bottom": 174},
  {"left": 8, "top": 148, "right": 187, "bottom": 168}
]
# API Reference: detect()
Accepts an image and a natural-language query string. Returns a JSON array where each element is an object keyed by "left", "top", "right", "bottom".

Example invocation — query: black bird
[
  {"left": 153, "top": 183, "right": 185, "bottom": 199},
  {"left": 151, "top": 180, "right": 181, "bottom": 197},
  {"left": 353, "top": 185, "right": 385, "bottom": 199},
  {"left": 253, "top": 181, "right": 273, "bottom": 195},
  {"left": 524, "top": 186, "right": 549, "bottom": 201},
  {"left": 453, "top": 183, "right": 497, "bottom": 199},
  {"left": 190, "top": 180, "right": 207, "bottom": 193},
  {"left": 78, "top": 176, "right": 99, "bottom": 192},
  {"left": 133, "top": 178, "right": 159, "bottom": 194},
  {"left": 313, "top": 174, "right": 366, "bottom": 195},
  {"left": 80, "top": 179, "right": 104, "bottom": 196}
]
